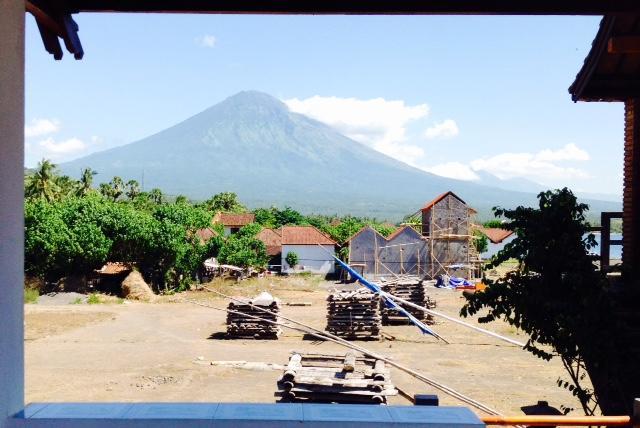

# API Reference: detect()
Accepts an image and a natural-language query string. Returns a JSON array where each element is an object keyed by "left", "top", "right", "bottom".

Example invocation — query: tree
[
  {"left": 25, "top": 159, "right": 61, "bottom": 202},
  {"left": 472, "top": 229, "right": 488, "bottom": 254},
  {"left": 149, "top": 188, "right": 164, "bottom": 204},
  {"left": 76, "top": 168, "right": 97, "bottom": 196},
  {"left": 460, "top": 188, "right": 617, "bottom": 415},
  {"left": 217, "top": 223, "right": 268, "bottom": 268},
  {"left": 203, "top": 192, "right": 246, "bottom": 213},
  {"left": 125, "top": 179, "right": 140, "bottom": 200},
  {"left": 285, "top": 251, "right": 299, "bottom": 269},
  {"left": 483, "top": 219, "right": 504, "bottom": 228}
]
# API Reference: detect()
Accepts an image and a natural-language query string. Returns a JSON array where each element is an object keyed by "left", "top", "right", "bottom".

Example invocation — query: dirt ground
[{"left": 25, "top": 276, "right": 585, "bottom": 417}]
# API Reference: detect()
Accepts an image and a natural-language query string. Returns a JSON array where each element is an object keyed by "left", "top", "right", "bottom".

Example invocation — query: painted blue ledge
[{"left": 10, "top": 403, "right": 485, "bottom": 428}]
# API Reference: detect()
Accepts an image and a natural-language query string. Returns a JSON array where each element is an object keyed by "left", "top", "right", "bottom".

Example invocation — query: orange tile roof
[
  {"left": 213, "top": 212, "right": 255, "bottom": 227},
  {"left": 257, "top": 228, "right": 282, "bottom": 256},
  {"left": 480, "top": 227, "right": 514, "bottom": 244},
  {"left": 194, "top": 227, "right": 218, "bottom": 243},
  {"left": 281, "top": 226, "right": 336, "bottom": 245},
  {"left": 420, "top": 191, "right": 466, "bottom": 212}
]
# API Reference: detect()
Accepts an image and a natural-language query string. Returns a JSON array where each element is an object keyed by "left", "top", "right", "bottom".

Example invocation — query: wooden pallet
[
  {"left": 326, "top": 290, "right": 381, "bottom": 340},
  {"left": 380, "top": 281, "right": 436, "bottom": 326},
  {"left": 276, "top": 352, "right": 397, "bottom": 404},
  {"left": 226, "top": 296, "right": 281, "bottom": 340}
]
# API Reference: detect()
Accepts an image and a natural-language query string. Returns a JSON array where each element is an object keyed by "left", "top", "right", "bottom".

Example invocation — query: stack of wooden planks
[
  {"left": 276, "top": 352, "right": 398, "bottom": 404},
  {"left": 379, "top": 279, "right": 436, "bottom": 325},
  {"left": 226, "top": 292, "right": 281, "bottom": 340},
  {"left": 326, "top": 289, "right": 381, "bottom": 340}
]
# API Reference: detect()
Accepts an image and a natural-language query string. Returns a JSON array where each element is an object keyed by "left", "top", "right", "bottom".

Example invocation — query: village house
[
  {"left": 280, "top": 226, "right": 337, "bottom": 274},
  {"left": 212, "top": 212, "right": 255, "bottom": 236},
  {"left": 479, "top": 227, "right": 515, "bottom": 259},
  {"left": 256, "top": 227, "right": 283, "bottom": 270}
]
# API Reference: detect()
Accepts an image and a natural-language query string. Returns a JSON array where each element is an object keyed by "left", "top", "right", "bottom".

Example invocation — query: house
[
  {"left": 256, "top": 227, "right": 283, "bottom": 269},
  {"left": 280, "top": 226, "right": 336, "bottom": 274},
  {"left": 382, "top": 226, "right": 429, "bottom": 277},
  {"left": 420, "top": 191, "right": 475, "bottom": 279},
  {"left": 193, "top": 227, "right": 217, "bottom": 244},
  {"left": 478, "top": 227, "right": 515, "bottom": 259},
  {"left": 344, "top": 225, "right": 428, "bottom": 278},
  {"left": 344, "top": 226, "right": 387, "bottom": 277},
  {"left": 212, "top": 212, "right": 255, "bottom": 236}
]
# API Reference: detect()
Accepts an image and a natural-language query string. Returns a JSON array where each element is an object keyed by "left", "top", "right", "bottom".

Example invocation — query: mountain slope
[{"left": 60, "top": 91, "right": 620, "bottom": 220}]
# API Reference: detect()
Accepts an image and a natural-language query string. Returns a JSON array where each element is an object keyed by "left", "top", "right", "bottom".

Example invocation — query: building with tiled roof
[
  {"left": 280, "top": 226, "right": 336, "bottom": 274},
  {"left": 212, "top": 212, "right": 256, "bottom": 236},
  {"left": 256, "top": 228, "right": 282, "bottom": 256}
]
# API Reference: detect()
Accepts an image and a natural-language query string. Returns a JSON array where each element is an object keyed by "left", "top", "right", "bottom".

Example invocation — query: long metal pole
[{"left": 184, "top": 294, "right": 503, "bottom": 417}]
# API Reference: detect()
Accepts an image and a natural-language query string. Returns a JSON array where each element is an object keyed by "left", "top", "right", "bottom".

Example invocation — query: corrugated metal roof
[{"left": 281, "top": 226, "right": 336, "bottom": 245}]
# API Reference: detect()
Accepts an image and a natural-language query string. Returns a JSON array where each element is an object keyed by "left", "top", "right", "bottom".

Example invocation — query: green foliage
[
  {"left": 460, "top": 188, "right": 613, "bottom": 414},
  {"left": 24, "top": 288, "right": 39, "bottom": 304},
  {"left": 87, "top": 293, "right": 101, "bottom": 304},
  {"left": 472, "top": 229, "right": 488, "bottom": 253},
  {"left": 285, "top": 251, "right": 299, "bottom": 268},
  {"left": 482, "top": 219, "right": 504, "bottom": 228},
  {"left": 202, "top": 192, "right": 246, "bottom": 213},
  {"left": 217, "top": 223, "right": 268, "bottom": 268},
  {"left": 254, "top": 206, "right": 304, "bottom": 228}
]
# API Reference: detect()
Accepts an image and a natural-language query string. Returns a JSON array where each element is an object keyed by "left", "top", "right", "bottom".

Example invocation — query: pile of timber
[
  {"left": 379, "top": 279, "right": 436, "bottom": 325},
  {"left": 226, "top": 292, "right": 281, "bottom": 340},
  {"left": 276, "top": 352, "right": 397, "bottom": 404},
  {"left": 326, "top": 289, "right": 381, "bottom": 340}
]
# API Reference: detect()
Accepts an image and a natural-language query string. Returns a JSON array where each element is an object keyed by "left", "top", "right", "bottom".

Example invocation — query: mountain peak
[{"left": 221, "top": 90, "right": 287, "bottom": 110}]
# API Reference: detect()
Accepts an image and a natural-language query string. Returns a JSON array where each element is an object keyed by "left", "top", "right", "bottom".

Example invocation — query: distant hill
[{"left": 60, "top": 91, "right": 620, "bottom": 221}]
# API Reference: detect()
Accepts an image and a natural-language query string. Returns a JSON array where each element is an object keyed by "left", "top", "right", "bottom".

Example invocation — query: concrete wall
[
  {"left": 0, "top": 2, "right": 25, "bottom": 427},
  {"left": 282, "top": 245, "right": 335, "bottom": 274}
]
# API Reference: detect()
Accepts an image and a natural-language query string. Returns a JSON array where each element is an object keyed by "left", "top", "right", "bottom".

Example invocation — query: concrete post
[{"left": 0, "top": 1, "right": 25, "bottom": 427}]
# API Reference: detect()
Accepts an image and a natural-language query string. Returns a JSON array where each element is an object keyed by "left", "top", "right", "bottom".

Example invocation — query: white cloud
[
  {"left": 423, "top": 162, "right": 479, "bottom": 181},
  {"left": 38, "top": 137, "right": 86, "bottom": 155},
  {"left": 25, "top": 118, "right": 60, "bottom": 138},
  {"left": 284, "top": 95, "right": 429, "bottom": 165},
  {"left": 195, "top": 34, "right": 217, "bottom": 48},
  {"left": 469, "top": 143, "right": 590, "bottom": 182},
  {"left": 424, "top": 119, "right": 459, "bottom": 139}
]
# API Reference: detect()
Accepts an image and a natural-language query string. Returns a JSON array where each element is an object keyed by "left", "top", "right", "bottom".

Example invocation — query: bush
[
  {"left": 285, "top": 251, "right": 299, "bottom": 268},
  {"left": 24, "top": 288, "right": 39, "bottom": 304}
]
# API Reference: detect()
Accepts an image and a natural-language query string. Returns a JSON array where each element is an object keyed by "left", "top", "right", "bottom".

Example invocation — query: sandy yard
[{"left": 25, "top": 276, "right": 584, "bottom": 417}]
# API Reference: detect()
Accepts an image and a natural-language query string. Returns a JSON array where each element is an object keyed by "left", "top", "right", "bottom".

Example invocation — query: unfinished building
[
  {"left": 345, "top": 226, "right": 429, "bottom": 278},
  {"left": 420, "top": 191, "right": 479, "bottom": 279}
]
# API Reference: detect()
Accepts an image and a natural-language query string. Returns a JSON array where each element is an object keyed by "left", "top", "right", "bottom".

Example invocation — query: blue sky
[{"left": 25, "top": 14, "right": 622, "bottom": 196}]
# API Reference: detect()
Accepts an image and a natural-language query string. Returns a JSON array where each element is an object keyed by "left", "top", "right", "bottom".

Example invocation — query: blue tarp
[{"left": 333, "top": 256, "right": 440, "bottom": 338}]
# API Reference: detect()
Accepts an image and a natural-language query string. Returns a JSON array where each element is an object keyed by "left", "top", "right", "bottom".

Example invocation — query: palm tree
[
  {"left": 76, "top": 168, "right": 97, "bottom": 196},
  {"left": 25, "top": 159, "right": 60, "bottom": 202},
  {"left": 149, "top": 188, "right": 164, "bottom": 204},
  {"left": 125, "top": 179, "right": 140, "bottom": 200}
]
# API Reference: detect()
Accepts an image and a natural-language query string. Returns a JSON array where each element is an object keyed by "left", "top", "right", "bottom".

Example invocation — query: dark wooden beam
[
  {"left": 623, "top": 99, "right": 640, "bottom": 277},
  {"left": 62, "top": 0, "right": 640, "bottom": 15},
  {"left": 608, "top": 36, "right": 640, "bottom": 54}
]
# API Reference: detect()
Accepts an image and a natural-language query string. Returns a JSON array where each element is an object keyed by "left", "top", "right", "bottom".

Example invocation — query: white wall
[
  {"left": 282, "top": 245, "right": 335, "bottom": 274},
  {"left": 0, "top": 2, "right": 25, "bottom": 426}
]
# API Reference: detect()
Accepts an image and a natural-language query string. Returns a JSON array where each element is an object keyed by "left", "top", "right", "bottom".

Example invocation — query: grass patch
[
  {"left": 87, "top": 293, "right": 101, "bottom": 304},
  {"left": 71, "top": 297, "right": 83, "bottom": 305},
  {"left": 24, "top": 288, "right": 39, "bottom": 304}
]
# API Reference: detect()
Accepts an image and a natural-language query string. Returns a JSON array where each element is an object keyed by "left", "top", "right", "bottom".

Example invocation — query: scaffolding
[{"left": 422, "top": 193, "right": 482, "bottom": 280}]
